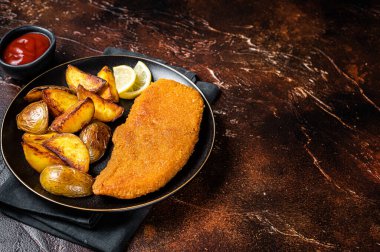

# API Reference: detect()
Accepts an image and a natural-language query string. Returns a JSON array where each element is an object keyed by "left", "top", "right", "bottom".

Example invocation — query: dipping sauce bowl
[{"left": 0, "top": 26, "right": 56, "bottom": 80}]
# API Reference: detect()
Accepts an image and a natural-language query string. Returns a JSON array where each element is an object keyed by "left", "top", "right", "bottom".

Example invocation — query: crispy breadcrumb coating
[{"left": 93, "top": 79, "right": 204, "bottom": 199}]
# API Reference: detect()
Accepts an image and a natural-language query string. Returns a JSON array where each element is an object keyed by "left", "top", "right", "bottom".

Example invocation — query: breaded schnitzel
[{"left": 92, "top": 79, "right": 204, "bottom": 199}]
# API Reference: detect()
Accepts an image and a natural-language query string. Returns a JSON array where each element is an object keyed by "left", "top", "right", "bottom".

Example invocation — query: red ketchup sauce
[{"left": 3, "top": 33, "right": 50, "bottom": 65}]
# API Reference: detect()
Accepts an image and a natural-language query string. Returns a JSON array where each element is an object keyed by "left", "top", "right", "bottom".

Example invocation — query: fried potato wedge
[
  {"left": 16, "top": 100, "right": 49, "bottom": 134},
  {"left": 66, "top": 64, "right": 106, "bottom": 93},
  {"left": 97, "top": 66, "right": 119, "bottom": 103},
  {"left": 42, "top": 88, "right": 78, "bottom": 117},
  {"left": 40, "top": 165, "right": 94, "bottom": 197},
  {"left": 50, "top": 98, "right": 94, "bottom": 133},
  {"left": 24, "top": 85, "right": 71, "bottom": 102},
  {"left": 77, "top": 85, "right": 124, "bottom": 122},
  {"left": 43, "top": 133, "right": 90, "bottom": 173},
  {"left": 22, "top": 132, "right": 58, "bottom": 144},
  {"left": 22, "top": 141, "right": 66, "bottom": 173}
]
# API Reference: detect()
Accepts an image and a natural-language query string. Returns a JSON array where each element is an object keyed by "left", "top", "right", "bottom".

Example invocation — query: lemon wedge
[
  {"left": 119, "top": 61, "right": 152, "bottom": 99},
  {"left": 113, "top": 65, "right": 136, "bottom": 94}
]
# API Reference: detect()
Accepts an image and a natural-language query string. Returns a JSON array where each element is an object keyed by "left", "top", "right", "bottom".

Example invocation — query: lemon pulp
[{"left": 118, "top": 61, "right": 152, "bottom": 99}]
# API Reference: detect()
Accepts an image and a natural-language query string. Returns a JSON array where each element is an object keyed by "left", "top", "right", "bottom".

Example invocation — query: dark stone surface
[{"left": 1, "top": 0, "right": 380, "bottom": 251}]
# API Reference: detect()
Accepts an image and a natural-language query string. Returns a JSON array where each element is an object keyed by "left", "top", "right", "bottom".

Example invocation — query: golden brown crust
[
  {"left": 49, "top": 98, "right": 94, "bottom": 133},
  {"left": 97, "top": 66, "right": 119, "bottom": 103},
  {"left": 76, "top": 85, "right": 124, "bottom": 122},
  {"left": 43, "top": 133, "right": 90, "bottom": 173},
  {"left": 42, "top": 88, "right": 78, "bottom": 117},
  {"left": 66, "top": 64, "right": 106, "bottom": 93},
  {"left": 92, "top": 79, "right": 204, "bottom": 199},
  {"left": 24, "top": 85, "right": 71, "bottom": 103}
]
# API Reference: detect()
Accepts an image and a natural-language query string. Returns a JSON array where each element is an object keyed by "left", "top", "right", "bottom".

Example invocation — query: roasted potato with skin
[
  {"left": 80, "top": 121, "right": 111, "bottom": 163},
  {"left": 97, "top": 66, "right": 119, "bottom": 103},
  {"left": 66, "top": 64, "right": 106, "bottom": 93},
  {"left": 22, "top": 132, "right": 57, "bottom": 144},
  {"left": 50, "top": 98, "right": 94, "bottom": 133},
  {"left": 42, "top": 88, "right": 78, "bottom": 117},
  {"left": 16, "top": 100, "right": 49, "bottom": 134},
  {"left": 40, "top": 165, "right": 93, "bottom": 197},
  {"left": 77, "top": 85, "right": 124, "bottom": 122},
  {"left": 22, "top": 141, "right": 65, "bottom": 173},
  {"left": 43, "top": 133, "right": 90, "bottom": 173},
  {"left": 24, "top": 85, "right": 71, "bottom": 102}
]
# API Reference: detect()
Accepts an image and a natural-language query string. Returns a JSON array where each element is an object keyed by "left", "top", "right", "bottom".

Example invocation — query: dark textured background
[{"left": 1, "top": 0, "right": 380, "bottom": 251}]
